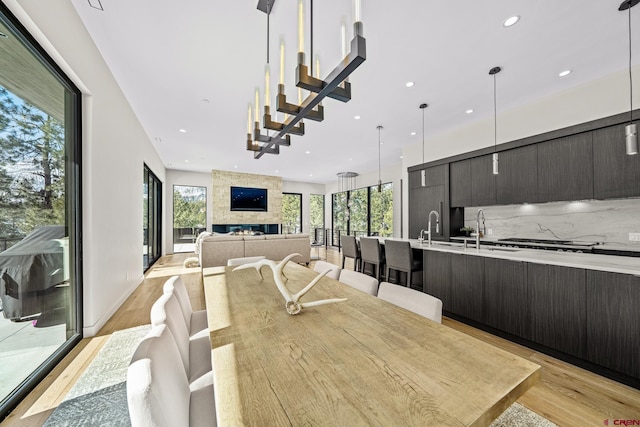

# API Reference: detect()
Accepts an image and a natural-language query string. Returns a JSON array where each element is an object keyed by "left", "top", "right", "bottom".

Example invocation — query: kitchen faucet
[
  {"left": 471, "top": 209, "right": 486, "bottom": 249},
  {"left": 425, "top": 210, "right": 440, "bottom": 245}
]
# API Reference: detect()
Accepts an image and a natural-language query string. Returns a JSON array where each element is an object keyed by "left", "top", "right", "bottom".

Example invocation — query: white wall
[
  {"left": 164, "top": 170, "right": 213, "bottom": 254},
  {"left": 6, "top": 0, "right": 166, "bottom": 336},
  {"left": 401, "top": 67, "right": 640, "bottom": 239}
]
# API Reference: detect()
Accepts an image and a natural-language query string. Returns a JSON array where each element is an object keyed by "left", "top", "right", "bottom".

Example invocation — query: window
[
  {"left": 0, "top": 5, "right": 81, "bottom": 417},
  {"left": 331, "top": 183, "right": 394, "bottom": 244},
  {"left": 173, "top": 185, "right": 206, "bottom": 253},
  {"left": 143, "top": 165, "right": 162, "bottom": 270},
  {"left": 309, "top": 194, "right": 324, "bottom": 243},
  {"left": 282, "top": 193, "right": 302, "bottom": 234},
  {"left": 370, "top": 183, "right": 393, "bottom": 237}
]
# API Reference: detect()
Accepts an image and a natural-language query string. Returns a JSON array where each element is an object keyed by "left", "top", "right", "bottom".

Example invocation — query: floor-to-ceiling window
[
  {"left": 309, "top": 194, "right": 324, "bottom": 243},
  {"left": 173, "top": 185, "right": 206, "bottom": 253},
  {"left": 0, "top": 5, "right": 82, "bottom": 417},
  {"left": 370, "top": 182, "right": 393, "bottom": 237},
  {"left": 282, "top": 193, "right": 302, "bottom": 234},
  {"left": 143, "top": 165, "right": 162, "bottom": 270},
  {"left": 331, "top": 183, "right": 394, "bottom": 245}
]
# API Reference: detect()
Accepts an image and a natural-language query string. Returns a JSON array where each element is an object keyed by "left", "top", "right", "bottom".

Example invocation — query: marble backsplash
[{"left": 463, "top": 198, "right": 640, "bottom": 246}]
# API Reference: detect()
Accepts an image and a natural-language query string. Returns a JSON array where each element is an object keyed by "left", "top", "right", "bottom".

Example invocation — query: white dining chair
[
  {"left": 338, "top": 269, "right": 379, "bottom": 296},
  {"left": 127, "top": 324, "right": 216, "bottom": 427},
  {"left": 313, "top": 260, "right": 342, "bottom": 280},
  {"left": 227, "top": 255, "right": 266, "bottom": 266},
  {"left": 150, "top": 293, "right": 212, "bottom": 388},
  {"left": 377, "top": 282, "right": 443, "bottom": 323},
  {"left": 163, "top": 276, "right": 208, "bottom": 339}
]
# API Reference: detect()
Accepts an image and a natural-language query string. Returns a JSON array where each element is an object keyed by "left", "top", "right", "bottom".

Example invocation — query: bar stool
[
  {"left": 383, "top": 239, "right": 422, "bottom": 288},
  {"left": 360, "top": 237, "right": 385, "bottom": 281},
  {"left": 341, "top": 235, "right": 361, "bottom": 272}
]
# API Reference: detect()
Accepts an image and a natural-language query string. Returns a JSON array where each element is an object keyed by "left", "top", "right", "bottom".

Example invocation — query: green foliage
[
  {"left": 173, "top": 187, "right": 206, "bottom": 229},
  {"left": 309, "top": 194, "right": 324, "bottom": 232},
  {"left": 331, "top": 183, "right": 393, "bottom": 238},
  {"left": 0, "top": 87, "right": 66, "bottom": 237},
  {"left": 282, "top": 193, "right": 301, "bottom": 233}
]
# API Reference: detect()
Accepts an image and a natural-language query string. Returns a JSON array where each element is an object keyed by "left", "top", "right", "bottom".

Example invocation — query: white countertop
[{"left": 379, "top": 238, "right": 640, "bottom": 276}]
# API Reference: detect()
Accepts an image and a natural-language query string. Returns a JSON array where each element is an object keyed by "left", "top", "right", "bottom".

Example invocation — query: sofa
[{"left": 198, "top": 233, "right": 311, "bottom": 268}]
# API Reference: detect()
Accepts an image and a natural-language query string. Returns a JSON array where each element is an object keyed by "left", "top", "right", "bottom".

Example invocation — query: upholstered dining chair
[
  {"left": 163, "top": 276, "right": 208, "bottom": 339},
  {"left": 150, "top": 293, "right": 212, "bottom": 388},
  {"left": 338, "top": 269, "right": 379, "bottom": 296},
  {"left": 127, "top": 324, "right": 216, "bottom": 427},
  {"left": 383, "top": 239, "right": 422, "bottom": 288},
  {"left": 341, "top": 234, "right": 361, "bottom": 272},
  {"left": 377, "top": 282, "right": 443, "bottom": 323},
  {"left": 359, "top": 237, "right": 385, "bottom": 280},
  {"left": 313, "top": 260, "right": 342, "bottom": 280}
]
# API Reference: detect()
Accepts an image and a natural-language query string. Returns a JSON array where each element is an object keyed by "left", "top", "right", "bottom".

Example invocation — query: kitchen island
[{"left": 384, "top": 238, "right": 640, "bottom": 388}]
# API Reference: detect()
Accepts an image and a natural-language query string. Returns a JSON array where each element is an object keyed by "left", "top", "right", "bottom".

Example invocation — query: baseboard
[{"left": 82, "top": 274, "right": 145, "bottom": 337}]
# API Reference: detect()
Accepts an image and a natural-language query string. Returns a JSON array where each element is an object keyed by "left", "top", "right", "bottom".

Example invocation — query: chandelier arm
[{"left": 254, "top": 26, "right": 366, "bottom": 158}]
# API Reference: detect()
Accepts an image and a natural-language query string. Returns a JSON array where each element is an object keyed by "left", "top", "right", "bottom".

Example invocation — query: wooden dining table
[{"left": 203, "top": 262, "right": 540, "bottom": 426}]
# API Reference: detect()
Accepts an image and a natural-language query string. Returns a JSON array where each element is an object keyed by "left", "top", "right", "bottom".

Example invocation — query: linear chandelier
[{"left": 247, "top": 0, "right": 367, "bottom": 158}]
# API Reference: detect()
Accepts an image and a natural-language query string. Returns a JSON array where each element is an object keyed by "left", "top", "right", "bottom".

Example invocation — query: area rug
[
  {"left": 43, "top": 324, "right": 151, "bottom": 427},
  {"left": 44, "top": 323, "right": 556, "bottom": 427}
]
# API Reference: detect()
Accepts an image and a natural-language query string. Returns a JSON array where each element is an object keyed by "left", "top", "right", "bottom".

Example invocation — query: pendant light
[
  {"left": 620, "top": 0, "right": 639, "bottom": 155},
  {"left": 419, "top": 103, "right": 428, "bottom": 186},
  {"left": 376, "top": 125, "right": 383, "bottom": 192},
  {"left": 489, "top": 66, "right": 502, "bottom": 174}
]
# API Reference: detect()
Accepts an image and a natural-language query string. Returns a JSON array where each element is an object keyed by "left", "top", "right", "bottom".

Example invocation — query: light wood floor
[{"left": 2, "top": 249, "right": 639, "bottom": 426}]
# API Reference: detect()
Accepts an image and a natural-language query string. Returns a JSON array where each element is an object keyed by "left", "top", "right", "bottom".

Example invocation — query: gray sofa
[{"left": 198, "top": 233, "right": 311, "bottom": 267}]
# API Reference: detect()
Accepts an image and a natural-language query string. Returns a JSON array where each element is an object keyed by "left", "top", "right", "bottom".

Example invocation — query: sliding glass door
[
  {"left": 143, "top": 165, "right": 162, "bottom": 270},
  {"left": 0, "top": 4, "right": 82, "bottom": 417}
]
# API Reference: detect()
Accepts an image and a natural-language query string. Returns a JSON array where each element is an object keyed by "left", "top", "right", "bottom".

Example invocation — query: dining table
[{"left": 203, "top": 262, "right": 540, "bottom": 426}]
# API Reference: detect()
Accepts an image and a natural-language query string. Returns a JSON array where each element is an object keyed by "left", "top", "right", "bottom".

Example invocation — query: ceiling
[{"left": 69, "top": 0, "right": 638, "bottom": 184}]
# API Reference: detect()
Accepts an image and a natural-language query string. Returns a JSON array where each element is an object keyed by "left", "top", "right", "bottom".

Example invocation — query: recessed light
[
  {"left": 558, "top": 70, "right": 572, "bottom": 77},
  {"left": 305, "top": 150, "right": 311, "bottom": 154},
  {"left": 354, "top": 115, "right": 361, "bottom": 120},
  {"left": 410, "top": 132, "right": 417, "bottom": 136},
  {"left": 179, "top": 129, "right": 186, "bottom": 133},
  {"left": 380, "top": 141, "right": 384, "bottom": 145},
  {"left": 405, "top": 81, "right": 415, "bottom": 88},
  {"left": 503, "top": 15, "right": 520, "bottom": 27},
  {"left": 275, "top": 170, "right": 279, "bottom": 173},
  {"left": 234, "top": 165, "right": 238, "bottom": 168},
  {"left": 400, "top": 155, "right": 404, "bottom": 159},
  {"left": 184, "top": 160, "right": 189, "bottom": 163},
  {"left": 309, "top": 174, "right": 313, "bottom": 177},
  {"left": 0, "top": 32, "right": 8, "bottom": 39},
  {"left": 202, "top": 99, "right": 210, "bottom": 103},
  {"left": 466, "top": 109, "right": 474, "bottom": 114}
]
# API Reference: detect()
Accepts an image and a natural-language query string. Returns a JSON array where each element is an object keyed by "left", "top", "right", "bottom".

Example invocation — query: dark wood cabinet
[
  {"left": 495, "top": 145, "right": 538, "bottom": 204},
  {"left": 537, "top": 133, "right": 594, "bottom": 202},
  {"left": 592, "top": 124, "right": 640, "bottom": 199},
  {"left": 409, "top": 170, "right": 423, "bottom": 189},
  {"left": 449, "top": 253, "right": 484, "bottom": 322},
  {"left": 449, "top": 160, "right": 472, "bottom": 207},
  {"left": 527, "top": 264, "right": 587, "bottom": 358},
  {"left": 483, "top": 258, "right": 529, "bottom": 337},
  {"left": 409, "top": 185, "right": 444, "bottom": 240},
  {"left": 470, "top": 155, "right": 496, "bottom": 206},
  {"left": 423, "top": 250, "right": 451, "bottom": 310},
  {"left": 586, "top": 270, "right": 640, "bottom": 378}
]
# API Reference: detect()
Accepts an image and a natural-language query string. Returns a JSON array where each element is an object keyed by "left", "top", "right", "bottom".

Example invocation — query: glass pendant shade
[
  {"left": 626, "top": 123, "right": 638, "bottom": 155},
  {"left": 492, "top": 153, "right": 499, "bottom": 175}
]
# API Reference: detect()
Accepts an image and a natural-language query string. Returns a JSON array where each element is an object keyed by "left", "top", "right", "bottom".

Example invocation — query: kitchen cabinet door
[
  {"left": 528, "top": 263, "right": 586, "bottom": 358},
  {"left": 495, "top": 145, "right": 538, "bottom": 204},
  {"left": 537, "top": 133, "right": 594, "bottom": 202},
  {"left": 470, "top": 155, "right": 497, "bottom": 206},
  {"left": 423, "top": 250, "right": 451, "bottom": 311},
  {"left": 450, "top": 160, "right": 472, "bottom": 207},
  {"left": 409, "top": 186, "right": 445, "bottom": 240},
  {"left": 409, "top": 170, "right": 423, "bottom": 189},
  {"left": 593, "top": 124, "right": 640, "bottom": 199},
  {"left": 483, "top": 258, "right": 529, "bottom": 337},
  {"left": 586, "top": 270, "right": 640, "bottom": 379},
  {"left": 449, "top": 253, "right": 484, "bottom": 322}
]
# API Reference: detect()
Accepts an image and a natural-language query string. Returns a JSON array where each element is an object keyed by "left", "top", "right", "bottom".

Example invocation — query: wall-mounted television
[{"left": 230, "top": 186, "right": 268, "bottom": 212}]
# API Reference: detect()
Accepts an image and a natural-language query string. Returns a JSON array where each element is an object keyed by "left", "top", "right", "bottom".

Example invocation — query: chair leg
[
  {"left": 342, "top": 257, "right": 346, "bottom": 269},
  {"left": 407, "top": 271, "right": 412, "bottom": 288},
  {"left": 385, "top": 267, "right": 390, "bottom": 283}
]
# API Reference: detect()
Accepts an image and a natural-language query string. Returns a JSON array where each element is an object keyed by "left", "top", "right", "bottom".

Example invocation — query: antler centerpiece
[{"left": 233, "top": 253, "right": 347, "bottom": 315}]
